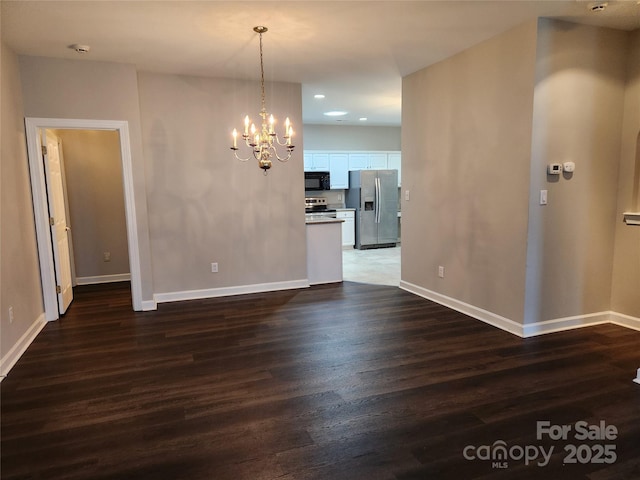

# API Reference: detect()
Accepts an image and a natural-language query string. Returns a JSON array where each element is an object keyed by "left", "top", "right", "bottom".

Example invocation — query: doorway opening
[{"left": 25, "top": 118, "right": 144, "bottom": 321}]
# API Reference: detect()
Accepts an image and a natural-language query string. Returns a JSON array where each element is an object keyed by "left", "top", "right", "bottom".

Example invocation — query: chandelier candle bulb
[{"left": 232, "top": 129, "right": 238, "bottom": 148}]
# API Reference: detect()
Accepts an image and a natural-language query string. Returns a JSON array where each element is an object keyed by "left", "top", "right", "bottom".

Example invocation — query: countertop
[{"left": 305, "top": 217, "right": 345, "bottom": 225}]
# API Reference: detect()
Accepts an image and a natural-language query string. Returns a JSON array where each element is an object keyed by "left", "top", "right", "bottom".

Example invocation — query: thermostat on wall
[{"left": 547, "top": 163, "right": 562, "bottom": 175}]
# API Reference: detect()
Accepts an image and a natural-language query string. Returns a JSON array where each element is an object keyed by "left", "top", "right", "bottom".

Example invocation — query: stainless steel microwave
[{"left": 304, "top": 171, "right": 330, "bottom": 191}]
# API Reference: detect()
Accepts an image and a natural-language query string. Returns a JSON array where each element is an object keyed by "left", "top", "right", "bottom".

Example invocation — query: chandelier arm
[
  {"left": 232, "top": 149, "right": 252, "bottom": 162},
  {"left": 272, "top": 134, "right": 291, "bottom": 147},
  {"left": 271, "top": 146, "right": 293, "bottom": 163}
]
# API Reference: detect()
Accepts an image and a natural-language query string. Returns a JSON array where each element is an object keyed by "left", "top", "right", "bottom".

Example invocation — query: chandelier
[{"left": 231, "top": 26, "right": 294, "bottom": 173}]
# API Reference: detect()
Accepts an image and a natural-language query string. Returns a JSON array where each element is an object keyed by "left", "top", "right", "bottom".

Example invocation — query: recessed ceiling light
[
  {"left": 359, "top": 117, "right": 368, "bottom": 121},
  {"left": 324, "top": 111, "right": 348, "bottom": 117},
  {"left": 314, "top": 94, "right": 325, "bottom": 99}
]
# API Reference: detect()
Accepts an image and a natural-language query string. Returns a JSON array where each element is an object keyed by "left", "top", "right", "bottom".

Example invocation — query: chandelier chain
[{"left": 259, "top": 31, "right": 266, "bottom": 115}]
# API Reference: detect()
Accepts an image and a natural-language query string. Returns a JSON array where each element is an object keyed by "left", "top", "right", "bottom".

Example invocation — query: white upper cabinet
[
  {"left": 329, "top": 153, "right": 349, "bottom": 189},
  {"left": 304, "top": 153, "right": 330, "bottom": 171},
  {"left": 304, "top": 150, "right": 401, "bottom": 187},
  {"left": 348, "top": 153, "right": 368, "bottom": 171},
  {"left": 387, "top": 152, "right": 401, "bottom": 187},
  {"left": 368, "top": 153, "right": 387, "bottom": 169},
  {"left": 347, "top": 152, "right": 397, "bottom": 171}
]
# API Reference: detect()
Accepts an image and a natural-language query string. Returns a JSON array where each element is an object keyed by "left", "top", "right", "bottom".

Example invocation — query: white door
[{"left": 42, "top": 130, "right": 73, "bottom": 314}]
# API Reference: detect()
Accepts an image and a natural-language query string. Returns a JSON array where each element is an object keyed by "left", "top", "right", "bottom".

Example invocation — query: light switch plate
[{"left": 540, "top": 190, "right": 548, "bottom": 205}]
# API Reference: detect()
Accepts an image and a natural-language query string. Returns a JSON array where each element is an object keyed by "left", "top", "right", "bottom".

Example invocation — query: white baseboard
[
  {"left": 154, "top": 279, "right": 310, "bottom": 304},
  {"left": 400, "top": 280, "right": 640, "bottom": 339},
  {"left": 0, "top": 313, "right": 47, "bottom": 380},
  {"left": 610, "top": 312, "right": 640, "bottom": 331},
  {"left": 76, "top": 273, "right": 131, "bottom": 285},
  {"left": 521, "top": 312, "right": 610, "bottom": 338},
  {"left": 140, "top": 299, "right": 158, "bottom": 311},
  {"left": 399, "top": 280, "right": 524, "bottom": 337}
]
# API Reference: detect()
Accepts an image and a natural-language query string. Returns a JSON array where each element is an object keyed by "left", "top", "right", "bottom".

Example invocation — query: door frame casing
[{"left": 25, "top": 117, "right": 144, "bottom": 320}]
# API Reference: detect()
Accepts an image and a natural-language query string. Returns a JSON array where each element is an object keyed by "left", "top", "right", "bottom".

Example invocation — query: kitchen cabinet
[
  {"left": 329, "top": 153, "right": 349, "bottom": 189},
  {"left": 387, "top": 152, "right": 401, "bottom": 187},
  {"left": 348, "top": 152, "right": 400, "bottom": 171},
  {"left": 368, "top": 153, "right": 387, "bottom": 169},
  {"left": 304, "top": 153, "right": 329, "bottom": 172},
  {"left": 305, "top": 150, "right": 401, "bottom": 185},
  {"left": 336, "top": 209, "right": 355, "bottom": 247},
  {"left": 348, "top": 153, "right": 368, "bottom": 170}
]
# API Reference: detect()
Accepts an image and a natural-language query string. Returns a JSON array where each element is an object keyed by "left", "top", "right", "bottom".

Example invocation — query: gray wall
[
  {"left": 1, "top": 43, "right": 44, "bottom": 368},
  {"left": 53, "top": 129, "right": 130, "bottom": 280},
  {"left": 18, "top": 55, "right": 154, "bottom": 301},
  {"left": 611, "top": 29, "right": 640, "bottom": 318},
  {"left": 402, "top": 21, "right": 538, "bottom": 322},
  {"left": 525, "top": 19, "right": 628, "bottom": 324},
  {"left": 303, "top": 124, "right": 400, "bottom": 150},
  {"left": 402, "top": 18, "right": 638, "bottom": 327},
  {"left": 137, "top": 72, "right": 306, "bottom": 293},
  {"left": 3, "top": 53, "right": 306, "bottom": 374}
]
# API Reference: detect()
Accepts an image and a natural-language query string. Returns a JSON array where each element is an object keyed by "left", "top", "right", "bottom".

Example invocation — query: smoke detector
[
  {"left": 589, "top": 2, "right": 608, "bottom": 12},
  {"left": 69, "top": 44, "right": 91, "bottom": 53}
]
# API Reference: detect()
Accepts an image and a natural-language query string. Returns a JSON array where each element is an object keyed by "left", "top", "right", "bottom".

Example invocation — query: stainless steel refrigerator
[{"left": 346, "top": 170, "right": 398, "bottom": 249}]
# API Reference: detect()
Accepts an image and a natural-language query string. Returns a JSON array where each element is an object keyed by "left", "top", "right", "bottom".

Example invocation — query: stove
[{"left": 305, "top": 197, "right": 337, "bottom": 217}]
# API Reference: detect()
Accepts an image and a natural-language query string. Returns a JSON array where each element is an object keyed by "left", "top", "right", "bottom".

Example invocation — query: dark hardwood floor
[{"left": 2, "top": 281, "right": 640, "bottom": 479}]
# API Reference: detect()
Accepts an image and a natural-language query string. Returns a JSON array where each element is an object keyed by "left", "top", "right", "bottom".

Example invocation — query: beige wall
[
  {"left": 401, "top": 21, "right": 538, "bottom": 322},
  {"left": 611, "top": 29, "right": 640, "bottom": 318},
  {"left": 18, "top": 55, "right": 154, "bottom": 301},
  {"left": 53, "top": 129, "right": 130, "bottom": 279},
  {"left": 1, "top": 43, "right": 44, "bottom": 367},
  {"left": 525, "top": 20, "right": 629, "bottom": 324},
  {"left": 137, "top": 72, "right": 306, "bottom": 293},
  {"left": 303, "top": 124, "right": 401, "bottom": 151}
]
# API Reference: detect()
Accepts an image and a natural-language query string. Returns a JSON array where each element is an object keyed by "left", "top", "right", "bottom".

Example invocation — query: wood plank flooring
[{"left": 2, "top": 281, "right": 640, "bottom": 479}]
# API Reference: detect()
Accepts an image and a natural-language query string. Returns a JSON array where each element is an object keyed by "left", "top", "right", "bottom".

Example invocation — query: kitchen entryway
[{"left": 342, "top": 246, "right": 400, "bottom": 286}]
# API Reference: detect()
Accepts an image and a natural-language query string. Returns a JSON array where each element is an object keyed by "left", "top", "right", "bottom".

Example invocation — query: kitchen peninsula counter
[{"left": 305, "top": 217, "right": 344, "bottom": 284}]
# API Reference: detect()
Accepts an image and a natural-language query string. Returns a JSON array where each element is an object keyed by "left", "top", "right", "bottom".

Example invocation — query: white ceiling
[{"left": 2, "top": 1, "right": 639, "bottom": 126}]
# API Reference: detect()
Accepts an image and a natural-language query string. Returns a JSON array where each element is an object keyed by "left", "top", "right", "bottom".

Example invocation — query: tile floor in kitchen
[{"left": 342, "top": 245, "right": 400, "bottom": 286}]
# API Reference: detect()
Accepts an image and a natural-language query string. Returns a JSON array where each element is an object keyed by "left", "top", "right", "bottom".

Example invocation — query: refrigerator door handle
[
  {"left": 375, "top": 177, "right": 380, "bottom": 224},
  {"left": 377, "top": 176, "right": 383, "bottom": 224}
]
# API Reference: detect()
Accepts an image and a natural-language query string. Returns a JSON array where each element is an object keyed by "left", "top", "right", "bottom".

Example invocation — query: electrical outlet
[
  {"left": 337, "top": 193, "right": 342, "bottom": 201},
  {"left": 211, "top": 262, "right": 218, "bottom": 273},
  {"left": 438, "top": 266, "right": 445, "bottom": 278},
  {"left": 103, "top": 251, "right": 111, "bottom": 262},
  {"left": 405, "top": 190, "right": 410, "bottom": 201},
  {"left": 9, "top": 306, "right": 14, "bottom": 324}
]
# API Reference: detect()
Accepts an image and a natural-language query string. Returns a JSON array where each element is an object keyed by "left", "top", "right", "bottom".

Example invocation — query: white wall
[
  {"left": 303, "top": 124, "right": 400, "bottom": 151},
  {"left": 401, "top": 21, "right": 538, "bottom": 323},
  {"left": 1, "top": 43, "right": 45, "bottom": 374},
  {"left": 525, "top": 20, "right": 628, "bottom": 324}
]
